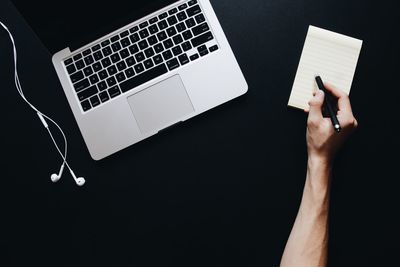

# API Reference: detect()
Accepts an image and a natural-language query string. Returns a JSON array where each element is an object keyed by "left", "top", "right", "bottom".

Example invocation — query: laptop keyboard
[{"left": 63, "top": 0, "right": 219, "bottom": 113}]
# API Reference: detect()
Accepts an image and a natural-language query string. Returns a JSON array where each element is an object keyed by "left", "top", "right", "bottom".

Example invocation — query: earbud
[
  {"left": 50, "top": 164, "right": 65, "bottom": 183},
  {"left": 70, "top": 170, "right": 86, "bottom": 187}
]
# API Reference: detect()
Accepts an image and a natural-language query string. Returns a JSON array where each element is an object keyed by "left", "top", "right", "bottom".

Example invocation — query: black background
[{"left": 1, "top": 0, "right": 399, "bottom": 266}]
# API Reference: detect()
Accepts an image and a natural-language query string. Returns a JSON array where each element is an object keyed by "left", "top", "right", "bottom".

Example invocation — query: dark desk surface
[{"left": 1, "top": 0, "right": 399, "bottom": 266}]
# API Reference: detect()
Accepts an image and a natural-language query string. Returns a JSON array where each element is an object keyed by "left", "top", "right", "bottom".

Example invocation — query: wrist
[{"left": 306, "top": 156, "right": 333, "bottom": 200}]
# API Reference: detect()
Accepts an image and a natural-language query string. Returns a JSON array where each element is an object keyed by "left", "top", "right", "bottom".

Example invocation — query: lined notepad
[{"left": 288, "top": 26, "right": 363, "bottom": 110}]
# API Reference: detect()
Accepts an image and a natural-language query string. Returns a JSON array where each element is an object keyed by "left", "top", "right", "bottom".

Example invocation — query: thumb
[{"left": 308, "top": 90, "right": 325, "bottom": 122}]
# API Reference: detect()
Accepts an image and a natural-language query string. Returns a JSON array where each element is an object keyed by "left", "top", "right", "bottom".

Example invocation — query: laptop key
[
  {"left": 64, "top": 58, "right": 73, "bottom": 66},
  {"left": 129, "top": 26, "right": 139, "bottom": 33},
  {"left": 163, "top": 39, "right": 174, "bottom": 49},
  {"left": 129, "top": 44, "right": 139, "bottom": 54},
  {"left": 169, "top": 8, "right": 178, "bottom": 15},
  {"left": 75, "top": 59, "right": 85, "bottom": 70},
  {"left": 172, "top": 46, "right": 183, "bottom": 56},
  {"left": 190, "top": 53, "right": 199, "bottom": 61},
  {"left": 139, "top": 40, "right": 149, "bottom": 50},
  {"left": 111, "top": 35, "right": 120, "bottom": 42},
  {"left": 149, "top": 25, "right": 159, "bottom": 34},
  {"left": 125, "top": 67, "right": 135, "bottom": 78},
  {"left": 101, "top": 40, "right": 110, "bottom": 47},
  {"left": 111, "top": 42, "right": 122, "bottom": 52},
  {"left": 90, "top": 95, "right": 101, "bottom": 107},
  {"left": 173, "top": 34, "right": 183, "bottom": 45},
  {"left": 99, "top": 91, "right": 110, "bottom": 103},
  {"left": 139, "top": 21, "right": 149, "bottom": 29},
  {"left": 162, "top": 50, "right": 173, "bottom": 60},
  {"left": 159, "top": 12, "right": 168, "bottom": 20},
  {"left": 93, "top": 62, "right": 102, "bottom": 72},
  {"left": 191, "top": 31, "right": 213, "bottom": 47},
  {"left": 187, "top": 5, "right": 201, "bottom": 17},
  {"left": 166, "top": 58, "right": 180, "bottom": 71},
  {"left": 182, "top": 30, "right": 193, "bottom": 40},
  {"left": 167, "top": 16, "right": 178, "bottom": 26},
  {"left": 106, "top": 76, "right": 117, "bottom": 87},
  {"left": 81, "top": 100, "right": 91, "bottom": 111},
  {"left": 198, "top": 45, "right": 208, "bottom": 56},
  {"left": 83, "top": 66, "right": 93, "bottom": 76},
  {"left": 177, "top": 11, "right": 187, "bottom": 21},
  {"left": 78, "top": 85, "right": 98, "bottom": 100},
  {"left": 192, "top": 23, "right": 209, "bottom": 36},
  {"left": 97, "top": 81, "right": 108, "bottom": 91},
  {"left": 130, "top": 33, "right": 140, "bottom": 43},
  {"left": 117, "top": 61, "right": 127, "bottom": 71},
  {"left": 181, "top": 41, "right": 192, "bottom": 51},
  {"left": 148, "top": 36, "right": 158, "bottom": 46},
  {"left": 157, "top": 31, "right": 168, "bottom": 41},
  {"left": 92, "top": 44, "right": 101, "bottom": 52},
  {"left": 120, "top": 30, "right": 129, "bottom": 38},
  {"left": 71, "top": 71, "right": 84, "bottom": 83},
  {"left": 126, "top": 56, "right": 136, "bottom": 66},
  {"left": 89, "top": 74, "right": 99, "bottom": 84},
  {"left": 195, "top": 14, "right": 205, "bottom": 24},
  {"left": 166, "top": 27, "right": 177, "bottom": 37},
  {"left": 66, "top": 64, "right": 76, "bottom": 74},
  {"left": 116, "top": 72, "right": 126, "bottom": 82},
  {"left": 83, "top": 49, "right": 91, "bottom": 56},
  {"left": 144, "top": 47, "right": 155, "bottom": 58},
  {"left": 121, "top": 37, "right": 131, "bottom": 48},
  {"left": 149, "top": 17, "right": 158, "bottom": 24},
  {"left": 107, "top": 65, "right": 118, "bottom": 76},
  {"left": 135, "top": 52, "right": 145, "bottom": 62},
  {"left": 139, "top": 29, "right": 149, "bottom": 39},
  {"left": 110, "top": 53, "right": 121, "bottom": 63},
  {"left": 176, "top": 22, "right": 186, "bottom": 32},
  {"left": 120, "top": 48, "right": 130, "bottom": 59},
  {"left": 84, "top": 55, "right": 94, "bottom": 65},
  {"left": 73, "top": 53, "right": 82, "bottom": 61},
  {"left": 120, "top": 64, "right": 168, "bottom": 93},
  {"left": 102, "top": 46, "right": 112, "bottom": 56},
  {"left": 93, "top": 51, "right": 103, "bottom": 61},
  {"left": 108, "top": 86, "right": 121, "bottom": 98},
  {"left": 101, "top": 57, "right": 112, "bottom": 68},
  {"left": 185, "top": 18, "right": 196, "bottom": 28},
  {"left": 178, "top": 3, "right": 188, "bottom": 10},
  {"left": 209, "top": 45, "right": 219, "bottom": 52},
  {"left": 158, "top": 20, "right": 168, "bottom": 30},
  {"left": 134, "top": 63, "right": 145, "bottom": 74},
  {"left": 98, "top": 70, "right": 109, "bottom": 80},
  {"left": 153, "top": 54, "right": 163, "bottom": 65},
  {"left": 154, "top": 43, "right": 164, "bottom": 53},
  {"left": 178, "top": 54, "right": 190, "bottom": 65},
  {"left": 188, "top": 0, "right": 197, "bottom": 6},
  {"left": 144, "top": 59, "right": 154, "bottom": 69}
]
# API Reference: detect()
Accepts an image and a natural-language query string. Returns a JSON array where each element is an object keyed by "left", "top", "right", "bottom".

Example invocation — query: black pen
[{"left": 315, "top": 76, "right": 341, "bottom": 133}]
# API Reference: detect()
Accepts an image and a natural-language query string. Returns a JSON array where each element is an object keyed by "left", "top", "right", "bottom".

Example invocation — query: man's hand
[
  {"left": 306, "top": 84, "right": 358, "bottom": 165},
  {"left": 280, "top": 84, "right": 358, "bottom": 267}
]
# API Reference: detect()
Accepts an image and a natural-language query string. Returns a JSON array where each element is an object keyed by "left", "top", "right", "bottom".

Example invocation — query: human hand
[{"left": 306, "top": 84, "right": 358, "bottom": 165}]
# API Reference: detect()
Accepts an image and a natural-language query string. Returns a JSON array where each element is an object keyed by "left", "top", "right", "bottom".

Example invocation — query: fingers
[
  {"left": 323, "top": 83, "right": 353, "bottom": 113},
  {"left": 307, "top": 90, "right": 325, "bottom": 125}
]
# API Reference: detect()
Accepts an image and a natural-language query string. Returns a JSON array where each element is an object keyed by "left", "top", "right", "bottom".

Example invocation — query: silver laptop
[{"left": 12, "top": 0, "right": 247, "bottom": 160}]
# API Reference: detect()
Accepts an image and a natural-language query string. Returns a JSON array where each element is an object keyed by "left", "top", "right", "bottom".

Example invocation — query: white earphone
[{"left": 1, "top": 20, "right": 86, "bottom": 186}]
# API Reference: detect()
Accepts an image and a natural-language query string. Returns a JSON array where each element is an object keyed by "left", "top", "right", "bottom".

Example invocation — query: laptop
[{"left": 11, "top": 0, "right": 248, "bottom": 160}]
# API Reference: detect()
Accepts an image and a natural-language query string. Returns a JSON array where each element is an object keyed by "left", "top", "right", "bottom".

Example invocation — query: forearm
[{"left": 280, "top": 157, "right": 332, "bottom": 267}]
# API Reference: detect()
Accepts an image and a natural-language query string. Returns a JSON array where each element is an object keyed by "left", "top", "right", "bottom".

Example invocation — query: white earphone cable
[{"left": 1, "top": 20, "right": 75, "bottom": 177}]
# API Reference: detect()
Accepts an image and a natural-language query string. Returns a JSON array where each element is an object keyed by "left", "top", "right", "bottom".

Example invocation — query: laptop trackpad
[{"left": 127, "top": 75, "right": 194, "bottom": 134}]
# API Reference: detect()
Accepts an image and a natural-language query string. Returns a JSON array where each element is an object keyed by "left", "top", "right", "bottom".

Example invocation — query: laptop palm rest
[{"left": 127, "top": 75, "right": 194, "bottom": 134}]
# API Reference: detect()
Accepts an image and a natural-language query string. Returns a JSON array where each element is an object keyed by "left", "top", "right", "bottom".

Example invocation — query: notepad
[{"left": 288, "top": 25, "right": 363, "bottom": 110}]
